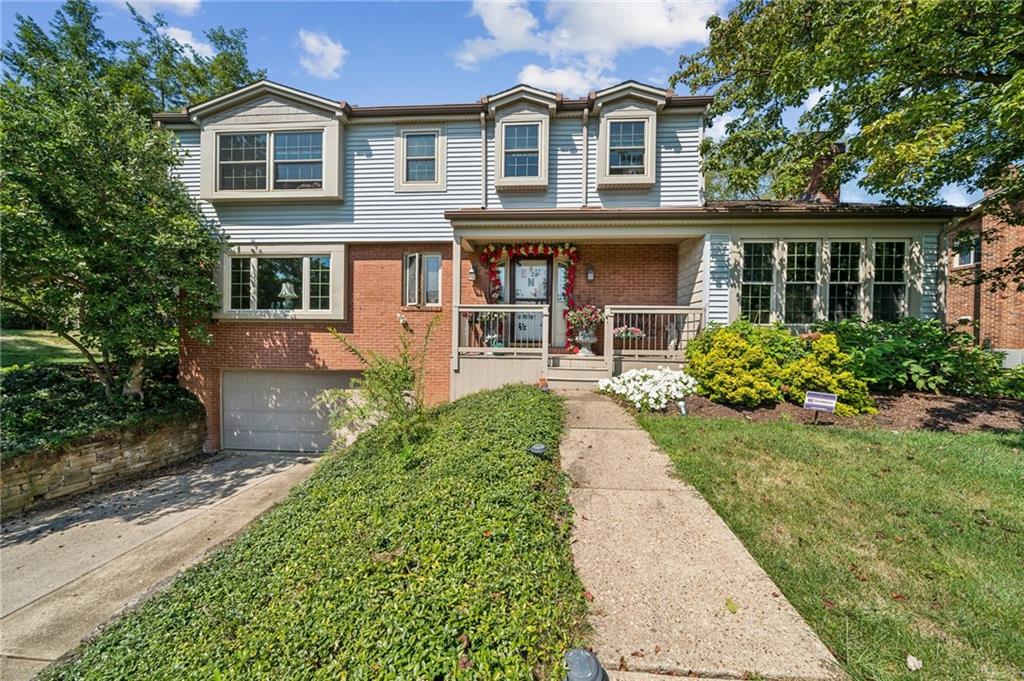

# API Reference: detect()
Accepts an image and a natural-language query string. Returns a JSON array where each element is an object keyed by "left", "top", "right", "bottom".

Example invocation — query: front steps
[{"left": 545, "top": 355, "right": 610, "bottom": 390}]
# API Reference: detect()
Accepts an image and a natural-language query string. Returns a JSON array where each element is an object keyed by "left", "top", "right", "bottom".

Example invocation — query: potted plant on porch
[{"left": 566, "top": 304, "right": 602, "bottom": 355}]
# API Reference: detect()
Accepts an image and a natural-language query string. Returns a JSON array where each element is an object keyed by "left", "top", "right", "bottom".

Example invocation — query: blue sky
[{"left": 1, "top": 0, "right": 975, "bottom": 205}]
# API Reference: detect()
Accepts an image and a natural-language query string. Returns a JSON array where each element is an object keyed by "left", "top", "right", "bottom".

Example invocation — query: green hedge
[
  {"left": 43, "top": 385, "right": 587, "bottom": 679},
  {"left": 0, "top": 361, "right": 202, "bottom": 460}
]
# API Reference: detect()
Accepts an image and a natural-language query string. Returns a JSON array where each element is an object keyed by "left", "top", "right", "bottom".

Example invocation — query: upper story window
[
  {"left": 217, "top": 131, "right": 323, "bottom": 192},
  {"left": 597, "top": 102, "right": 656, "bottom": 189},
  {"left": 220, "top": 246, "right": 345, "bottom": 320},
  {"left": 273, "top": 132, "right": 323, "bottom": 189},
  {"left": 395, "top": 127, "right": 446, "bottom": 192},
  {"left": 503, "top": 124, "right": 540, "bottom": 177},
  {"left": 608, "top": 121, "right": 646, "bottom": 176},
  {"left": 494, "top": 112, "right": 549, "bottom": 192}
]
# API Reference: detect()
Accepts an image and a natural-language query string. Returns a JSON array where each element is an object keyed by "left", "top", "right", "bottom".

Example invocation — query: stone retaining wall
[{"left": 1, "top": 417, "right": 205, "bottom": 517}]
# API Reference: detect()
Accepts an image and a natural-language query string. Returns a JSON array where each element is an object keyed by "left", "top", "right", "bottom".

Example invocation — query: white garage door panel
[{"left": 222, "top": 371, "right": 356, "bottom": 452}]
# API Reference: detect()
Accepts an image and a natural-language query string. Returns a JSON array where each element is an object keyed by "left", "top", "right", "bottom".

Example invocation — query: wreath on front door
[{"left": 479, "top": 243, "right": 580, "bottom": 350}]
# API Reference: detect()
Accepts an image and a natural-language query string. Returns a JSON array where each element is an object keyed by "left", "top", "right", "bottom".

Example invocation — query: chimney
[{"left": 801, "top": 142, "right": 845, "bottom": 204}]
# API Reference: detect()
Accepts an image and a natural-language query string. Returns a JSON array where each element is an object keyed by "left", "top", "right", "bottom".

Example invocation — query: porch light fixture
[
  {"left": 468, "top": 263, "right": 477, "bottom": 281},
  {"left": 586, "top": 265, "right": 595, "bottom": 282}
]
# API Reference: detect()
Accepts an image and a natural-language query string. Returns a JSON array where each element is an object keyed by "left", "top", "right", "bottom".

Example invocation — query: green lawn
[
  {"left": 44, "top": 385, "right": 587, "bottom": 679},
  {"left": 640, "top": 415, "right": 1024, "bottom": 681},
  {"left": 1, "top": 329, "right": 86, "bottom": 367}
]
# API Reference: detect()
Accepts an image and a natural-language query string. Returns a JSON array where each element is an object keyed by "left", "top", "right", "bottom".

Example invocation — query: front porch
[{"left": 452, "top": 303, "right": 704, "bottom": 396}]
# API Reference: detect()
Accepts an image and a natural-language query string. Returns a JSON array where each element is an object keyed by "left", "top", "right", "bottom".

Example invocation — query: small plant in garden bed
[
  {"left": 597, "top": 367, "right": 698, "bottom": 412},
  {"left": 612, "top": 325, "right": 646, "bottom": 341},
  {"left": 42, "top": 385, "right": 587, "bottom": 679}
]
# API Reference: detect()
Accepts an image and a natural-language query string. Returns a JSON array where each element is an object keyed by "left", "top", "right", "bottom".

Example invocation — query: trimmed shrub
[
  {"left": 685, "top": 321, "right": 875, "bottom": 414},
  {"left": 685, "top": 326, "right": 784, "bottom": 407},
  {"left": 780, "top": 335, "right": 875, "bottom": 416},
  {"left": 596, "top": 367, "right": 698, "bottom": 411}
]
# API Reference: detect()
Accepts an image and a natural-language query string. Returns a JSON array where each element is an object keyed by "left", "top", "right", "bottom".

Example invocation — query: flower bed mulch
[{"left": 675, "top": 393, "right": 1024, "bottom": 435}]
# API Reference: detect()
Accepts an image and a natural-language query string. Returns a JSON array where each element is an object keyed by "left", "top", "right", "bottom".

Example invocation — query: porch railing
[
  {"left": 602, "top": 306, "right": 703, "bottom": 366},
  {"left": 457, "top": 304, "right": 550, "bottom": 365}
]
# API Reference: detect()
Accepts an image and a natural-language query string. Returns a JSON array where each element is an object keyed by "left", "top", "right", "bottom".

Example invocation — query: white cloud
[
  {"left": 517, "top": 64, "right": 616, "bottom": 97},
  {"left": 126, "top": 0, "right": 202, "bottom": 18},
  {"left": 803, "top": 85, "right": 834, "bottom": 111},
  {"left": 706, "top": 111, "right": 738, "bottom": 141},
  {"left": 298, "top": 29, "right": 347, "bottom": 80},
  {"left": 941, "top": 185, "right": 976, "bottom": 207},
  {"left": 160, "top": 26, "right": 214, "bottom": 58},
  {"left": 457, "top": 0, "right": 724, "bottom": 93}
]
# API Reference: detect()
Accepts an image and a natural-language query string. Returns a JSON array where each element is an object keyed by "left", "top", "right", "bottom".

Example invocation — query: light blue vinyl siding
[
  {"left": 487, "top": 118, "right": 583, "bottom": 208},
  {"left": 705, "top": 234, "right": 731, "bottom": 323},
  {"left": 919, "top": 233, "right": 940, "bottom": 319}
]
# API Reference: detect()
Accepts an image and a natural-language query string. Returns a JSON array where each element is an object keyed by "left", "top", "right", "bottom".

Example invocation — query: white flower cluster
[{"left": 596, "top": 367, "right": 698, "bottom": 411}]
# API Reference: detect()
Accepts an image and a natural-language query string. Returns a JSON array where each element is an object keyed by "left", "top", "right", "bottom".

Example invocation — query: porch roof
[{"left": 445, "top": 201, "right": 969, "bottom": 226}]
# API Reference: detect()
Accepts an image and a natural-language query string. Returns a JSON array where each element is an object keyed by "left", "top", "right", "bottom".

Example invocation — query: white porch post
[
  {"left": 603, "top": 306, "right": 614, "bottom": 374},
  {"left": 541, "top": 306, "right": 550, "bottom": 377}
]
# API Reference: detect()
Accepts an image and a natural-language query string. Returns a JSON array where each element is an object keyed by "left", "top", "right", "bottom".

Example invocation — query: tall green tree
[
  {"left": 674, "top": 0, "right": 1024, "bottom": 288},
  {"left": 0, "top": 0, "right": 261, "bottom": 397}
]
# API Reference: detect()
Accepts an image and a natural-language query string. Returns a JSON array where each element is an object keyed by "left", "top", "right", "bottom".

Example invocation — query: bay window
[{"left": 223, "top": 246, "right": 344, "bottom": 319}]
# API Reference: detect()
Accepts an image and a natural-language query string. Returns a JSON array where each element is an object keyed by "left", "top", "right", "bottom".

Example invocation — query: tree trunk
[{"left": 121, "top": 358, "right": 146, "bottom": 400}]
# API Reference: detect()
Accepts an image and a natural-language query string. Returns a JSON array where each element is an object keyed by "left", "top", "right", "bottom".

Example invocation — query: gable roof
[{"left": 188, "top": 80, "right": 348, "bottom": 121}]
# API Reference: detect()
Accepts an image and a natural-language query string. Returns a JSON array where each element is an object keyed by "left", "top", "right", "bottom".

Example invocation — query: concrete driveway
[{"left": 1, "top": 451, "right": 318, "bottom": 680}]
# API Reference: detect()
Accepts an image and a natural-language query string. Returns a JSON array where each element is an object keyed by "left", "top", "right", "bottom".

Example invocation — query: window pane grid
[
  {"left": 504, "top": 124, "right": 538, "bottom": 151},
  {"left": 309, "top": 256, "right": 331, "bottom": 310},
  {"left": 503, "top": 124, "right": 540, "bottom": 178},
  {"left": 828, "top": 241, "right": 861, "bottom": 321},
  {"left": 406, "top": 158, "right": 436, "bottom": 182},
  {"left": 784, "top": 241, "right": 817, "bottom": 324},
  {"left": 873, "top": 242, "right": 906, "bottom": 321},
  {"left": 230, "top": 258, "right": 251, "bottom": 310},
  {"left": 273, "top": 132, "right": 322, "bottom": 189},
  {"left": 741, "top": 243, "right": 773, "bottom": 323},
  {"left": 609, "top": 121, "right": 645, "bottom": 175}
]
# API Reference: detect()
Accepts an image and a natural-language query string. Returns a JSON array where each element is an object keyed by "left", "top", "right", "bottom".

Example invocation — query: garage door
[{"left": 222, "top": 371, "right": 356, "bottom": 452}]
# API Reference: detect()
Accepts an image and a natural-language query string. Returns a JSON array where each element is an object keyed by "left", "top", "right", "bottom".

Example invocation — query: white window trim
[
  {"left": 954, "top": 236, "right": 980, "bottom": 268},
  {"left": 217, "top": 244, "right": 345, "bottom": 321},
  {"left": 494, "top": 110, "right": 549, "bottom": 192},
  {"left": 781, "top": 240, "right": 823, "bottom": 326},
  {"left": 596, "top": 105, "right": 656, "bottom": 189},
  {"left": 869, "top": 239, "right": 911, "bottom": 321},
  {"left": 394, "top": 126, "right": 447, "bottom": 193},
  {"left": 200, "top": 120, "right": 342, "bottom": 203},
  {"left": 738, "top": 239, "right": 778, "bottom": 324},
  {"left": 403, "top": 251, "right": 443, "bottom": 308}
]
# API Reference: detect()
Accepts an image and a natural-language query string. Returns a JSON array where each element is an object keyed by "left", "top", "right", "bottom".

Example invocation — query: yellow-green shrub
[
  {"left": 780, "top": 335, "right": 876, "bottom": 416},
  {"left": 685, "top": 328, "right": 783, "bottom": 407}
]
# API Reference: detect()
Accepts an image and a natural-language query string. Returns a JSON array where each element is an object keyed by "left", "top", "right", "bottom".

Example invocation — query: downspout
[
  {"left": 480, "top": 112, "right": 488, "bottom": 209},
  {"left": 581, "top": 108, "right": 589, "bottom": 207}
]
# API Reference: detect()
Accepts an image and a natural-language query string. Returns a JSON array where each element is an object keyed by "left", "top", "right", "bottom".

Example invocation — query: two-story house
[{"left": 156, "top": 79, "right": 967, "bottom": 453}]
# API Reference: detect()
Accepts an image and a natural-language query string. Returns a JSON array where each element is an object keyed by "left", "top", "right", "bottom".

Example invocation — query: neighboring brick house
[
  {"left": 945, "top": 207, "right": 1024, "bottom": 367},
  {"left": 158, "top": 79, "right": 967, "bottom": 453}
]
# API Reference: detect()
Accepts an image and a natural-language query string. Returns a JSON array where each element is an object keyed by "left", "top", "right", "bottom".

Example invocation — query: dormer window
[
  {"left": 503, "top": 124, "right": 540, "bottom": 177},
  {"left": 608, "top": 121, "right": 646, "bottom": 175},
  {"left": 219, "top": 134, "right": 268, "bottom": 190}
]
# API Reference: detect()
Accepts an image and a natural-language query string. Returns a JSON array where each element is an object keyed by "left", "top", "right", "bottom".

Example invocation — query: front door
[{"left": 511, "top": 259, "right": 549, "bottom": 343}]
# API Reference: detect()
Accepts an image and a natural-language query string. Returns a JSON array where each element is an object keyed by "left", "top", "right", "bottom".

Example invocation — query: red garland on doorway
[{"left": 479, "top": 243, "right": 581, "bottom": 350}]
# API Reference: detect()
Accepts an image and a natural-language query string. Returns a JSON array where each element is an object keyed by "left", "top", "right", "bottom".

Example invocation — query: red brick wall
[
  {"left": 180, "top": 243, "right": 452, "bottom": 451},
  {"left": 946, "top": 214, "right": 1024, "bottom": 350}
]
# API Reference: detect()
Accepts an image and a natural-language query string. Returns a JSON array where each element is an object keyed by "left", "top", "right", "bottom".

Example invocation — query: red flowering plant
[{"left": 566, "top": 304, "right": 602, "bottom": 333}]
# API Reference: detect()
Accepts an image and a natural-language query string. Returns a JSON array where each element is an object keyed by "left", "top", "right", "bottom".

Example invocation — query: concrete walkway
[
  {"left": 1, "top": 451, "right": 317, "bottom": 681},
  {"left": 559, "top": 392, "right": 843, "bottom": 680}
]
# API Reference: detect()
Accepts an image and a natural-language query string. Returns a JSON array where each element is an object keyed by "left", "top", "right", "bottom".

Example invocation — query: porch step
[{"left": 545, "top": 364, "right": 611, "bottom": 391}]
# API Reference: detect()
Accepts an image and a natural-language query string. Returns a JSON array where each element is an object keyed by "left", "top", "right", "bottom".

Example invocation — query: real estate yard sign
[{"left": 803, "top": 391, "right": 837, "bottom": 423}]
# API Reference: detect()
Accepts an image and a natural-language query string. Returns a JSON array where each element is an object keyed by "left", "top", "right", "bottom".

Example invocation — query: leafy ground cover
[
  {"left": 1, "top": 363, "right": 201, "bottom": 460},
  {"left": 1, "top": 329, "right": 87, "bottom": 367},
  {"left": 640, "top": 415, "right": 1024, "bottom": 681},
  {"left": 44, "top": 385, "right": 587, "bottom": 679}
]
